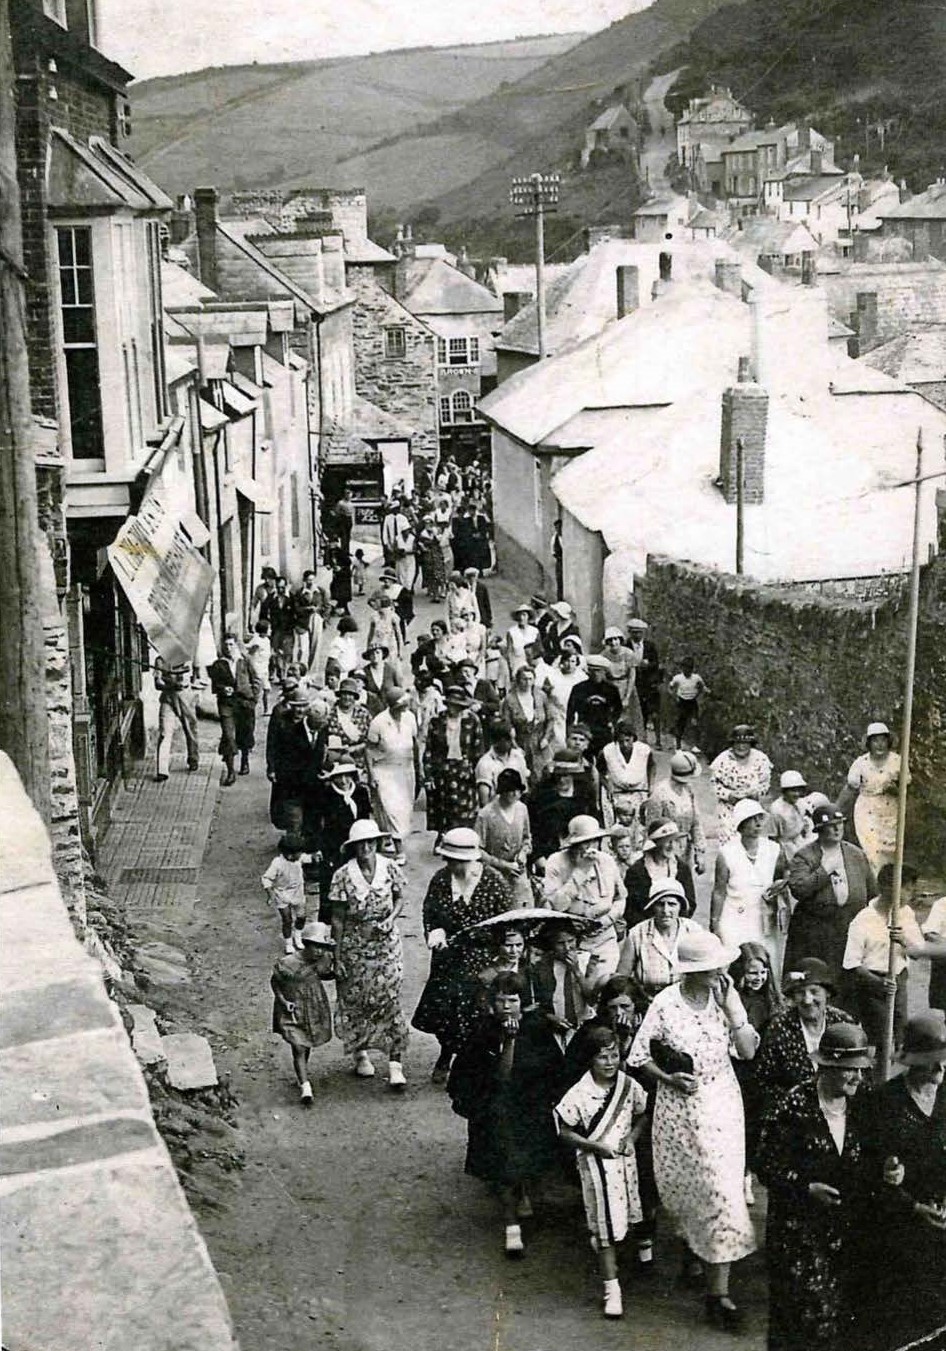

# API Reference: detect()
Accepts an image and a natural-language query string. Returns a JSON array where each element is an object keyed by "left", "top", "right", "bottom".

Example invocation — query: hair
[
  {"left": 615, "top": 717, "right": 637, "bottom": 738},
  {"left": 337, "top": 617, "right": 359, "bottom": 635},
  {"left": 731, "top": 942, "right": 783, "bottom": 1021},
  {"left": 493, "top": 922, "right": 527, "bottom": 948},
  {"left": 224, "top": 631, "right": 241, "bottom": 644},
  {"left": 431, "top": 619, "right": 447, "bottom": 636},
  {"left": 496, "top": 767, "right": 524, "bottom": 795},
  {"left": 596, "top": 974, "right": 636, "bottom": 1008},
  {"left": 577, "top": 1025, "right": 619, "bottom": 1071},
  {"left": 354, "top": 548, "right": 365, "bottom": 559},
  {"left": 488, "top": 720, "right": 513, "bottom": 746},
  {"left": 254, "top": 620, "right": 270, "bottom": 635},
  {"left": 490, "top": 970, "right": 528, "bottom": 1000},
  {"left": 569, "top": 723, "right": 592, "bottom": 743},
  {"left": 279, "top": 834, "right": 305, "bottom": 857},
  {"left": 261, "top": 567, "right": 277, "bottom": 580},
  {"left": 536, "top": 919, "right": 577, "bottom": 951},
  {"left": 877, "top": 862, "right": 919, "bottom": 888}
]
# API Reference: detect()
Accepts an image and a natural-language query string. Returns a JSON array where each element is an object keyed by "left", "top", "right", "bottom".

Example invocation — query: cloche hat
[
  {"left": 899, "top": 1012, "right": 946, "bottom": 1066},
  {"left": 732, "top": 799, "right": 766, "bottom": 831},
  {"left": 670, "top": 750, "right": 701, "bottom": 779},
  {"left": 813, "top": 1023, "right": 875, "bottom": 1070},
  {"left": 437, "top": 827, "right": 481, "bottom": 861}
]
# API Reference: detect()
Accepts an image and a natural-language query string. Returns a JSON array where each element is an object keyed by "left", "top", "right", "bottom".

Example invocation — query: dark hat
[
  {"left": 362, "top": 643, "right": 390, "bottom": 659},
  {"left": 782, "top": 957, "right": 837, "bottom": 996},
  {"left": 551, "top": 748, "right": 585, "bottom": 774},
  {"left": 813, "top": 1023, "right": 875, "bottom": 1069},
  {"left": 444, "top": 684, "right": 472, "bottom": 706},
  {"left": 496, "top": 767, "right": 525, "bottom": 794},
  {"left": 811, "top": 805, "right": 845, "bottom": 831},
  {"left": 899, "top": 1012, "right": 946, "bottom": 1066},
  {"left": 337, "top": 678, "right": 361, "bottom": 696},
  {"left": 730, "top": 723, "right": 757, "bottom": 743}
]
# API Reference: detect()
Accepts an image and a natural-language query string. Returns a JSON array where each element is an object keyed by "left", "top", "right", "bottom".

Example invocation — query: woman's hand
[
  {"left": 427, "top": 928, "right": 448, "bottom": 951},
  {"left": 594, "top": 1141, "right": 619, "bottom": 1160},
  {"left": 809, "top": 1182, "right": 842, "bottom": 1207},
  {"left": 713, "top": 972, "right": 743, "bottom": 1022},
  {"left": 501, "top": 1015, "right": 520, "bottom": 1038},
  {"left": 667, "top": 1072, "right": 698, "bottom": 1096}
]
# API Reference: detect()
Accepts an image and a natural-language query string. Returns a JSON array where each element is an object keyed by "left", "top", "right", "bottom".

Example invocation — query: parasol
[{"left": 451, "top": 907, "right": 592, "bottom": 944}]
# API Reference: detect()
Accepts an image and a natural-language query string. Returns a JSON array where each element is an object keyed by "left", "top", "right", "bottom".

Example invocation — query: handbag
[{"left": 649, "top": 1038, "right": 694, "bottom": 1076}]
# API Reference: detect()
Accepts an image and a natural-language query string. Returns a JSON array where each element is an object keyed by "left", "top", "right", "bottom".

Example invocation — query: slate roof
[
  {"left": 863, "top": 328, "right": 946, "bottom": 382},
  {"left": 880, "top": 183, "right": 946, "bottom": 220},
  {"left": 398, "top": 257, "right": 502, "bottom": 316}
]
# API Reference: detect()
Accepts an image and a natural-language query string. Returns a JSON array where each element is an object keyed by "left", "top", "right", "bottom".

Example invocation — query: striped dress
[{"left": 555, "top": 1069, "right": 647, "bottom": 1250}]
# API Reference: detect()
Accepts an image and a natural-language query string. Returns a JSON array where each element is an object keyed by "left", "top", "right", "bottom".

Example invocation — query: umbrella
[{"left": 451, "top": 907, "right": 592, "bottom": 944}]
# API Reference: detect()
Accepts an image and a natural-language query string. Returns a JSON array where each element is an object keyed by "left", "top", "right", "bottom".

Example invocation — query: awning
[
  {"left": 234, "top": 474, "right": 273, "bottom": 512},
  {"left": 107, "top": 493, "right": 213, "bottom": 666},
  {"left": 198, "top": 397, "right": 228, "bottom": 432}
]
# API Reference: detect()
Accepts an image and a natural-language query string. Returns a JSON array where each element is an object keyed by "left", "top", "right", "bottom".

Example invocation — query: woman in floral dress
[
  {"left": 475, "top": 767, "right": 533, "bottom": 906},
  {"left": 412, "top": 827, "right": 512, "bottom": 1081},
  {"left": 422, "top": 686, "right": 484, "bottom": 837},
  {"left": 628, "top": 929, "right": 759, "bottom": 1331},
  {"left": 709, "top": 723, "right": 773, "bottom": 844},
  {"left": 329, "top": 819, "right": 409, "bottom": 1090},
  {"left": 836, "top": 721, "right": 902, "bottom": 875}
]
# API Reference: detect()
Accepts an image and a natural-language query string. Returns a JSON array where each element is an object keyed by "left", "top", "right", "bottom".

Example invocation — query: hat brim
[
  {"left": 323, "top": 764, "right": 359, "bottom": 780},
  {"left": 677, "top": 945, "right": 740, "bottom": 973},
  {"left": 672, "top": 763, "right": 702, "bottom": 779},
  {"left": 813, "top": 1050, "right": 876, "bottom": 1069},
  {"left": 783, "top": 974, "right": 837, "bottom": 996},
  {"left": 342, "top": 830, "right": 389, "bottom": 851},
  {"left": 563, "top": 829, "right": 611, "bottom": 849},
  {"left": 436, "top": 844, "right": 481, "bottom": 861},
  {"left": 900, "top": 1046, "right": 946, "bottom": 1066}
]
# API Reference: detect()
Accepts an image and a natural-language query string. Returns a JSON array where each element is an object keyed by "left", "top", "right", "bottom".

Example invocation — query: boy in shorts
[{"left": 262, "top": 833, "right": 313, "bottom": 953}]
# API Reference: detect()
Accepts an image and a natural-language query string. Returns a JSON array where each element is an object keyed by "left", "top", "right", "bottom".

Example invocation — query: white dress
[
  {"left": 366, "top": 709, "right": 417, "bottom": 840},
  {"left": 716, "top": 836, "right": 783, "bottom": 977},
  {"left": 555, "top": 1070, "right": 648, "bottom": 1250},
  {"left": 628, "top": 984, "right": 757, "bottom": 1264},
  {"left": 847, "top": 751, "right": 901, "bottom": 874}
]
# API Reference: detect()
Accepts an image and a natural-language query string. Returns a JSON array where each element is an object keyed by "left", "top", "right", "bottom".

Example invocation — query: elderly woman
[
  {"left": 543, "top": 645, "right": 585, "bottom": 757},
  {"left": 500, "top": 665, "right": 550, "bottom": 775},
  {"left": 785, "top": 805, "right": 876, "bottom": 982},
  {"left": 754, "top": 957, "right": 855, "bottom": 1121},
  {"left": 423, "top": 685, "right": 485, "bottom": 838},
  {"left": 597, "top": 717, "right": 654, "bottom": 847},
  {"left": 756, "top": 1023, "right": 875, "bottom": 1351},
  {"left": 475, "top": 768, "right": 533, "bottom": 907},
  {"left": 855, "top": 1014, "right": 946, "bottom": 1351},
  {"left": 628, "top": 930, "right": 759, "bottom": 1331},
  {"left": 709, "top": 724, "right": 773, "bottom": 844},
  {"left": 543, "top": 815, "right": 626, "bottom": 985},
  {"left": 618, "top": 878, "right": 704, "bottom": 1010},
  {"left": 527, "top": 748, "right": 599, "bottom": 866},
  {"left": 365, "top": 687, "right": 419, "bottom": 863},
  {"left": 711, "top": 798, "right": 789, "bottom": 980},
  {"left": 412, "top": 827, "right": 512, "bottom": 1081},
  {"left": 836, "top": 721, "right": 903, "bottom": 875},
  {"left": 325, "top": 677, "right": 371, "bottom": 763},
  {"left": 624, "top": 820, "right": 696, "bottom": 930},
  {"left": 643, "top": 749, "right": 707, "bottom": 875},
  {"left": 329, "top": 820, "right": 409, "bottom": 1091},
  {"left": 315, "top": 761, "right": 373, "bottom": 919}
]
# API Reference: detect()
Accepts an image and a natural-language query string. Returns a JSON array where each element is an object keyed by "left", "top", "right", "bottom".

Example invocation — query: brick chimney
[
  {"left": 194, "top": 186, "right": 219, "bottom": 291},
  {"left": 616, "top": 265, "right": 640, "bottom": 318},
  {"left": 810, "top": 148, "right": 822, "bottom": 176},
  {"left": 719, "top": 378, "right": 769, "bottom": 505},
  {"left": 855, "top": 291, "right": 878, "bottom": 352},
  {"left": 503, "top": 291, "right": 533, "bottom": 323},
  {"left": 714, "top": 258, "right": 743, "bottom": 297}
]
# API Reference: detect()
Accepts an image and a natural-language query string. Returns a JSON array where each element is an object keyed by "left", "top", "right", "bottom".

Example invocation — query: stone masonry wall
[
  {"left": 346, "top": 265, "right": 439, "bottom": 463},
  {"left": 638, "top": 538, "right": 946, "bottom": 873},
  {"left": 821, "top": 263, "right": 946, "bottom": 352}
]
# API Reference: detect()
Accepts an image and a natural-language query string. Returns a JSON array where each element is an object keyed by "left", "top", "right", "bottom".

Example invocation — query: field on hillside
[{"left": 129, "top": 36, "right": 583, "bottom": 194}]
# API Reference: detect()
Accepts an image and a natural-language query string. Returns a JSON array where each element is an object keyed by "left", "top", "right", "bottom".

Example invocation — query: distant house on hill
[
  {"left": 676, "top": 87, "right": 754, "bottom": 168},
  {"left": 581, "top": 104, "right": 640, "bottom": 168},
  {"left": 724, "top": 218, "right": 819, "bottom": 276},
  {"left": 632, "top": 194, "right": 690, "bottom": 243},
  {"left": 877, "top": 181, "right": 946, "bottom": 262},
  {"left": 722, "top": 123, "right": 832, "bottom": 215}
]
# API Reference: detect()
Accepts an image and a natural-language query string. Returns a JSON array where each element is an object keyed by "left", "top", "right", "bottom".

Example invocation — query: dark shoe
[
  {"left": 239, "top": 754, "right": 250, "bottom": 775},
  {"left": 706, "top": 1296, "right": 744, "bottom": 1334},
  {"left": 222, "top": 769, "right": 236, "bottom": 787},
  {"left": 431, "top": 1054, "right": 452, "bottom": 1085},
  {"left": 186, "top": 762, "right": 199, "bottom": 773},
  {"left": 238, "top": 763, "right": 250, "bottom": 776},
  {"left": 679, "top": 1254, "right": 704, "bottom": 1288},
  {"left": 155, "top": 773, "right": 169, "bottom": 783}
]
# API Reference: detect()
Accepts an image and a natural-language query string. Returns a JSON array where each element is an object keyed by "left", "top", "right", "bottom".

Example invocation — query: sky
[{"left": 97, "top": 0, "right": 649, "bottom": 80}]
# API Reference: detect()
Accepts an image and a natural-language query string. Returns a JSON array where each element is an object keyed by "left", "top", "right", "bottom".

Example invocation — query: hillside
[
  {"left": 128, "top": 36, "right": 584, "bottom": 194},
  {"left": 661, "top": 0, "right": 946, "bottom": 190}
]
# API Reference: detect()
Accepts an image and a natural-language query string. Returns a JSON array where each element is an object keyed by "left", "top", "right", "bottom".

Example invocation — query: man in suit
[
  {"left": 785, "top": 806, "right": 878, "bottom": 989},
  {"left": 207, "top": 633, "right": 261, "bottom": 785},
  {"left": 266, "top": 690, "right": 328, "bottom": 836}
]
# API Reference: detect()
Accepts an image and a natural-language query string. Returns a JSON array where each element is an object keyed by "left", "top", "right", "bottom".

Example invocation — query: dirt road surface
[{"left": 146, "top": 570, "right": 768, "bottom": 1351}]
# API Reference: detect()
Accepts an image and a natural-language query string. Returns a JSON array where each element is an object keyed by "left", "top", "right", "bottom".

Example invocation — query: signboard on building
[{"left": 107, "top": 494, "right": 213, "bottom": 667}]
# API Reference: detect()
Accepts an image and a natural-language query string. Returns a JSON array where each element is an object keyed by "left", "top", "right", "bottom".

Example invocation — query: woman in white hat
[
  {"left": 543, "top": 815, "right": 626, "bottom": 984},
  {"left": 712, "top": 799, "right": 790, "bottom": 980},
  {"left": 709, "top": 724, "right": 773, "bottom": 845},
  {"left": 365, "top": 687, "right": 419, "bottom": 863},
  {"left": 544, "top": 600, "right": 581, "bottom": 663},
  {"left": 643, "top": 750, "right": 707, "bottom": 875},
  {"left": 329, "top": 820, "right": 409, "bottom": 1090},
  {"left": 597, "top": 716, "right": 654, "bottom": 850},
  {"left": 599, "top": 626, "right": 642, "bottom": 719},
  {"left": 504, "top": 603, "right": 539, "bottom": 680},
  {"left": 768, "top": 769, "right": 814, "bottom": 862},
  {"left": 628, "top": 929, "right": 758, "bottom": 1330},
  {"left": 624, "top": 819, "right": 697, "bottom": 930},
  {"left": 412, "top": 827, "right": 513, "bottom": 1082},
  {"left": 836, "top": 721, "right": 903, "bottom": 874}
]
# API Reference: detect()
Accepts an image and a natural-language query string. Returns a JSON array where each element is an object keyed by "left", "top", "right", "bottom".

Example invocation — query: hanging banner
[{"left": 108, "top": 494, "right": 213, "bottom": 667}]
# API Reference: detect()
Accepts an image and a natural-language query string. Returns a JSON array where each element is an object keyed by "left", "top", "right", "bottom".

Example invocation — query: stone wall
[
  {"left": 820, "top": 262, "right": 946, "bottom": 352},
  {"left": 345, "top": 265, "right": 439, "bottom": 463},
  {"left": 638, "top": 532, "right": 946, "bottom": 872}
]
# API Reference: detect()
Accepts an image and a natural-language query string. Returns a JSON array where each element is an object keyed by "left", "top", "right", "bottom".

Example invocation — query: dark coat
[
  {"left": 317, "top": 783, "right": 373, "bottom": 873},
  {"left": 566, "top": 678, "right": 622, "bottom": 753},
  {"left": 527, "top": 779, "right": 599, "bottom": 864},
  {"left": 785, "top": 840, "right": 876, "bottom": 983},
  {"left": 207, "top": 655, "right": 260, "bottom": 708},
  {"left": 754, "top": 1005, "right": 855, "bottom": 1121},
  {"left": 474, "top": 579, "right": 492, "bottom": 629},
  {"left": 623, "top": 857, "right": 696, "bottom": 930}
]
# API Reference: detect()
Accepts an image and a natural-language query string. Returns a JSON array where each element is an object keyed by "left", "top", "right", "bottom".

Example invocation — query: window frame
[
  {"left": 451, "top": 390, "right": 474, "bottom": 424},
  {"left": 383, "top": 325, "right": 407, "bottom": 360},
  {"left": 56, "top": 224, "right": 105, "bottom": 463}
]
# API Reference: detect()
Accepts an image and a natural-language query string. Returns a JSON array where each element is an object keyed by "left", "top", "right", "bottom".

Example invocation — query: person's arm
[
  {"left": 788, "top": 848, "right": 832, "bottom": 903},
  {"left": 710, "top": 850, "right": 729, "bottom": 934},
  {"left": 557, "top": 1122, "right": 618, "bottom": 1159},
  {"left": 646, "top": 749, "right": 656, "bottom": 793}
]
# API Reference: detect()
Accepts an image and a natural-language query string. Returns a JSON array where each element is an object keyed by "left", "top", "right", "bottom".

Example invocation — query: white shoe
[
  {"left": 504, "top": 1224, "right": 524, "bottom": 1258},
  {"left": 355, "top": 1052, "right": 376, "bottom": 1078},
  {"left": 300, "top": 1081, "right": 313, "bottom": 1105},
  {"left": 388, "top": 1060, "right": 407, "bottom": 1091},
  {"left": 744, "top": 1173, "right": 756, "bottom": 1206},
  {"left": 284, "top": 937, "right": 295, "bottom": 955},
  {"left": 292, "top": 929, "right": 304, "bottom": 951},
  {"left": 603, "top": 1280, "right": 623, "bottom": 1318}
]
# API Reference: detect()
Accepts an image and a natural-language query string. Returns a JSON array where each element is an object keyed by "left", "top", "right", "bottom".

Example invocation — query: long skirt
[
  {"left": 372, "top": 762, "right": 415, "bottom": 840},
  {"left": 335, "top": 921, "right": 409, "bottom": 1059},
  {"left": 425, "top": 760, "right": 477, "bottom": 833}
]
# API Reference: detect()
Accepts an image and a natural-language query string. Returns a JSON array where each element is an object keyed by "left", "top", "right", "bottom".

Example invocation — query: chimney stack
[
  {"left": 855, "top": 291, "right": 878, "bottom": 352},
  {"left": 715, "top": 258, "right": 743, "bottom": 297},
  {"left": 719, "top": 380, "right": 769, "bottom": 506},
  {"left": 194, "top": 186, "right": 219, "bottom": 291},
  {"left": 810, "top": 148, "right": 822, "bottom": 176},
  {"left": 503, "top": 291, "right": 532, "bottom": 323},
  {"left": 616, "top": 265, "right": 640, "bottom": 319},
  {"left": 320, "top": 234, "right": 346, "bottom": 294}
]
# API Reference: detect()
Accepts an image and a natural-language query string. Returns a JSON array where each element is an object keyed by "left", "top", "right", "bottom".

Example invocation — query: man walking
[
  {"left": 153, "top": 656, "right": 200, "bottom": 782},
  {"left": 207, "top": 633, "right": 261, "bottom": 786}
]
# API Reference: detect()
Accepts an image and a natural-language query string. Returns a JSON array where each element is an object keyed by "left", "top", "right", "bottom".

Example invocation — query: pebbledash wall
[{"left": 638, "top": 506, "right": 946, "bottom": 873}]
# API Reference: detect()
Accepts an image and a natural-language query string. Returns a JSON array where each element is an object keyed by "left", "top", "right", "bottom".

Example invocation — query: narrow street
[
  {"left": 101, "top": 564, "right": 767, "bottom": 1351},
  {"left": 640, "top": 69, "right": 683, "bottom": 194}
]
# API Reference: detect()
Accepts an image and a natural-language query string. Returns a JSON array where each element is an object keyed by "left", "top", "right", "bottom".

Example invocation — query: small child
[
  {"left": 262, "top": 833, "right": 313, "bottom": 954},
  {"left": 555, "top": 1026, "right": 649, "bottom": 1319},
  {"left": 352, "top": 548, "right": 367, "bottom": 596},
  {"left": 730, "top": 942, "right": 782, "bottom": 1204},
  {"left": 246, "top": 620, "right": 273, "bottom": 713},
  {"left": 667, "top": 658, "right": 709, "bottom": 751}
]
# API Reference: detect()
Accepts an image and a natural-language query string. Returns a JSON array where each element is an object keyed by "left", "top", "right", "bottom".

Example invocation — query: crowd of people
[{"left": 155, "top": 462, "right": 946, "bottom": 1348}]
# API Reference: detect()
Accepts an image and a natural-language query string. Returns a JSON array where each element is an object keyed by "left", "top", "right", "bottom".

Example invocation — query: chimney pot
[
  {"left": 719, "top": 383, "right": 769, "bottom": 506},
  {"left": 616, "top": 264, "right": 640, "bottom": 319},
  {"left": 715, "top": 258, "right": 743, "bottom": 296},
  {"left": 737, "top": 355, "right": 752, "bottom": 382}
]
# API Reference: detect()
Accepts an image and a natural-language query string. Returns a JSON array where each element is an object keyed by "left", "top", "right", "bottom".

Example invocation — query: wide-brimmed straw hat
[
  {"left": 603, "top": 626, "right": 624, "bottom": 641},
  {"left": 782, "top": 957, "right": 837, "bottom": 996},
  {"left": 676, "top": 930, "right": 739, "bottom": 973},
  {"left": 437, "top": 827, "right": 481, "bottom": 861},
  {"left": 732, "top": 799, "right": 766, "bottom": 831},
  {"left": 813, "top": 1023, "right": 875, "bottom": 1070},
  {"left": 342, "top": 819, "right": 388, "bottom": 851},
  {"left": 670, "top": 750, "right": 701, "bottom": 779},
  {"left": 323, "top": 761, "right": 359, "bottom": 781},
  {"left": 642, "top": 820, "right": 681, "bottom": 852},
  {"left": 899, "top": 1012, "right": 946, "bottom": 1066},
  {"left": 300, "top": 919, "right": 335, "bottom": 949},
  {"left": 561, "top": 815, "right": 610, "bottom": 849},
  {"left": 550, "top": 601, "right": 574, "bottom": 620},
  {"left": 511, "top": 602, "right": 534, "bottom": 618}
]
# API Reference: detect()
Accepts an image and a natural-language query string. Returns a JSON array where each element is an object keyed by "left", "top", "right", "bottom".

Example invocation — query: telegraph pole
[
  {"left": 510, "top": 172, "right": 561, "bottom": 359},
  {"left": 735, "top": 436, "right": 745, "bottom": 575},
  {"left": 0, "top": 0, "right": 52, "bottom": 820}
]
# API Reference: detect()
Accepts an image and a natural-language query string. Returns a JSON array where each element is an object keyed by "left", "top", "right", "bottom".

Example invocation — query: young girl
[
  {"left": 261, "top": 833, "right": 314, "bottom": 954},
  {"left": 730, "top": 941, "right": 782, "bottom": 1204},
  {"left": 555, "top": 1027, "right": 649, "bottom": 1318},
  {"left": 246, "top": 620, "right": 273, "bottom": 714}
]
